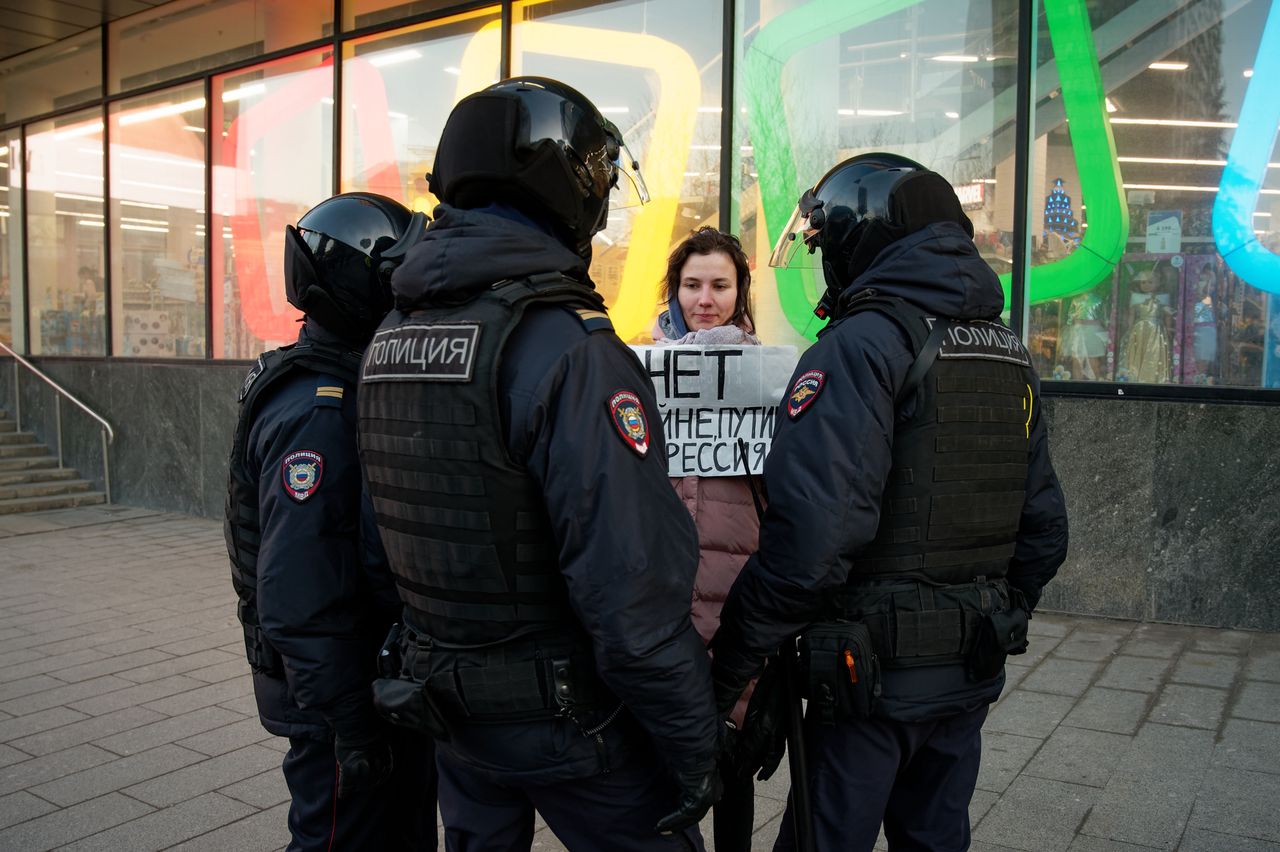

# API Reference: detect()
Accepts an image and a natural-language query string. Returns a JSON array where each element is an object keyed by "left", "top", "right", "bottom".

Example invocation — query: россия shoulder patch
[{"left": 787, "top": 369, "right": 826, "bottom": 418}]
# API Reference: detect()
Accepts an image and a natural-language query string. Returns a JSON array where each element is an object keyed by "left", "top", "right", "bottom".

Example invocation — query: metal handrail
[{"left": 0, "top": 340, "right": 115, "bottom": 504}]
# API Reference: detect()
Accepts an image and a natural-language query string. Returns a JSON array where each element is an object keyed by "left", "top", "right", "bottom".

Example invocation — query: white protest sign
[{"left": 630, "top": 345, "right": 799, "bottom": 476}]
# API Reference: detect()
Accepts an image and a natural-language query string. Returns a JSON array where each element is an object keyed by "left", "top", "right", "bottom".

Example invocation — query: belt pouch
[
  {"left": 372, "top": 677, "right": 451, "bottom": 741},
  {"left": 968, "top": 605, "right": 1029, "bottom": 681},
  {"left": 799, "top": 621, "right": 881, "bottom": 724}
]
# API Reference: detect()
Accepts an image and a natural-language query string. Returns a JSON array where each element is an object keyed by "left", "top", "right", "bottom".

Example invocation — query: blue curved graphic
[{"left": 1212, "top": 1, "right": 1280, "bottom": 294}]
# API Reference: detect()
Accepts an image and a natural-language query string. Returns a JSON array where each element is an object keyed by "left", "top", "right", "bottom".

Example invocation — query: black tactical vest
[
  {"left": 833, "top": 294, "right": 1033, "bottom": 666},
  {"left": 357, "top": 273, "right": 610, "bottom": 649},
  {"left": 225, "top": 341, "right": 363, "bottom": 675}
]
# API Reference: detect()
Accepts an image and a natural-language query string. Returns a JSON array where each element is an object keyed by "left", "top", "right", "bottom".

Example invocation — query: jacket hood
[
  {"left": 390, "top": 204, "right": 590, "bottom": 309},
  {"left": 841, "top": 221, "right": 1005, "bottom": 320}
]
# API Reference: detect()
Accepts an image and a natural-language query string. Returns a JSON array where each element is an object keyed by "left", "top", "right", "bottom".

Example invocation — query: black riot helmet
[
  {"left": 770, "top": 152, "right": 974, "bottom": 320},
  {"left": 284, "top": 192, "right": 427, "bottom": 345},
  {"left": 428, "top": 77, "right": 648, "bottom": 259}
]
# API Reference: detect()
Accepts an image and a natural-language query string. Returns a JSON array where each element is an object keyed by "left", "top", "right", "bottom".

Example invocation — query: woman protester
[{"left": 653, "top": 227, "right": 761, "bottom": 851}]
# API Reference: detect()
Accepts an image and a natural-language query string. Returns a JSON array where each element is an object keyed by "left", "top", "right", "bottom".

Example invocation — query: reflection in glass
[
  {"left": 109, "top": 85, "right": 208, "bottom": 359},
  {"left": 211, "top": 51, "right": 334, "bottom": 359},
  {"left": 0, "top": 31, "right": 102, "bottom": 126},
  {"left": 735, "top": 0, "right": 1020, "bottom": 349},
  {"left": 341, "top": 7, "right": 501, "bottom": 213},
  {"left": 1025, "top": 0, "right": 1279, "bottom": 389},
  {"left": 513, "top": 0, "right": 724, "bottom": 343},
  {"left": 0, "top": 131, "right": 21, "bottom": 351},
  {"left": 108, "top": 0, "right": 333, "bottom": 95},
  {"left": 26, "top": 110, "right": 107, "bottom": 356}
]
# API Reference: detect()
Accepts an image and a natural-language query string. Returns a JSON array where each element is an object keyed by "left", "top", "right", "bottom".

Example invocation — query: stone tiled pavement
[{"left": 1, "top": 507, "right": 1279, "bottom": 851}]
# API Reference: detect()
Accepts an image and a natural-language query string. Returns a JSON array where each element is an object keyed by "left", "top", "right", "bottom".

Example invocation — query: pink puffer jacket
[{"left": 670, "top": 473, "right": 760, "bottom": 726}]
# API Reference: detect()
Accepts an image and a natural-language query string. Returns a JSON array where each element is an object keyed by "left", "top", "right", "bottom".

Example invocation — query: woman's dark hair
[{"left": 662, "top": 226, "right": 754, "bottom": 331}]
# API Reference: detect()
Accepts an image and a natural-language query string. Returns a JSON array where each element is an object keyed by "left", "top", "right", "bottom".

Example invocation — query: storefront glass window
[
  {"left": 109, "top": 84, "right": 208, "bottom": 359},
  {"left": 211, "top": 51, "right": 334, "bottom": 359},
  {"left": 734, "top": 0, "right": 1020, "bottom": 350},
  {"left": 0, "top": 30, "right": 102, "bottom": 126},
  {"left": 26, "top": 109, "right": 107, "bottom": 356},
  {"left": 108, "top": 0, "right": 333, "bottom": 95},
  {"left": 340, "top": 7, "right": 501, "bottom": 209},
  {"left": 1025, "top": 0, "right": 1280, "bottom": 389},
  {"left": 513, "top": 0, "right": 725, "bottom": 343},
  {"left": 0, "top": 131, "right": 21, "bottom": 351},
  {"left": 344, "top": 1, "right": 464, "bottom": 31}
]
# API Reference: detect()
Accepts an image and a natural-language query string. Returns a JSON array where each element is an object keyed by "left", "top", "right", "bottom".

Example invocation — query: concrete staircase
[{"left": 0, "top": 413, "right": 106, "bottom": 514}]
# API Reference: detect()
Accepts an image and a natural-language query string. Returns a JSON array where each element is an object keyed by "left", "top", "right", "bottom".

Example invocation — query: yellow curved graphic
[{"left": 456, "top": 20, "right": 700, "bottom": 342}]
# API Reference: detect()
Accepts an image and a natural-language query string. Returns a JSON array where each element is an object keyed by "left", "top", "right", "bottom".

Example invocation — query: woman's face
[{"left": 677, "top": 251, "right": 739, "bottom": 331}]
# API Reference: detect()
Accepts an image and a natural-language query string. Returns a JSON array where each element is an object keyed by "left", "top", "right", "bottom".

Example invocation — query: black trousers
[
  {"left": 282, "top": 729, "right": 438, "bottom": 851},
  {"left": 773, "top": 705, "right": 988, "bottom": 852},
  {"left": 435, "top": 744, "right": 705, "bottom": 852},
  {"left": 712, "top": 771, "right": 755, "bottom": 852}
]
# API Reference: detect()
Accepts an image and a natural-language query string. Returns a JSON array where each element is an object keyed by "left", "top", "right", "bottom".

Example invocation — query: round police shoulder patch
[
  {"left": 608, "top": 390, "right": 649, "bottom": 457},
  {"left": 787, "top": 369, "right": 826, "bottom": 419},
  {"left": 281, "top": 450, "right": 324, "bottom": 502}
]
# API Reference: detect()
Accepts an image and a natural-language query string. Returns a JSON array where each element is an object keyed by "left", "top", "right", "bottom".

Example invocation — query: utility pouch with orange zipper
[{"left": 798, "top": 620, "right": 881, "bottom": 724}]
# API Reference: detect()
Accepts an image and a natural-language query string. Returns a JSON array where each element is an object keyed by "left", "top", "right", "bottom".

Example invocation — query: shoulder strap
[{"left": 839, "top": 293, "right": 949, "bottom": 407}]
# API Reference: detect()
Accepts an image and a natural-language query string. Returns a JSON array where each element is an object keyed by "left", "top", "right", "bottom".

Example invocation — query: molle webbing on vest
[
  {"left": 225, "top": 341, "right": 362, "bottom": 675},
  {"left": 836, "top": 577, "right": 1009, "bottom": 667},
  {"left": 845, "top": 298, "right": 1030, "bottom": 586},
  {"left": 358, "top": 275, "right": 606, "bottom": 647}
]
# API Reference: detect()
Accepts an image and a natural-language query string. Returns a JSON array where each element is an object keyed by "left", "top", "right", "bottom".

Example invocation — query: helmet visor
[
  {"left": 769, "top": 205, "right": 824, "bottom": 269},
  {"left": 610, "top": 136, "right": 650, "bottom": 209}
]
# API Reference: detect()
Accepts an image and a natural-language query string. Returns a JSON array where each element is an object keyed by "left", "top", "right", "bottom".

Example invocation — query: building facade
[{"left": 1, "top": 0, "right": 1278, "bottom": 628}]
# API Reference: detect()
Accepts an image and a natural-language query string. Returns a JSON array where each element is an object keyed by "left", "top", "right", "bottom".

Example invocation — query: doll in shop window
[
  {"left": 1187, "top": 259, "right": 1220, "bottom": 383},
  {"left": 1117, "top": 261, "right": 1175, "bottom": 384},
  {"left": 1056, "top": 288, "right": 1110, "bottom": 380}
]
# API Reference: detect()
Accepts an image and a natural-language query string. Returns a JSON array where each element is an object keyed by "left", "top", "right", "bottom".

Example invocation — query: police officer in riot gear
[
  {"left": 357, "top": 77, "right": 720, "bottom": 850},
  {"left": 225, "top": 192, "right": 436, "bottom": 851},
  {"left": 710, "top": 153, "right": 1069, "bottom": 851}
]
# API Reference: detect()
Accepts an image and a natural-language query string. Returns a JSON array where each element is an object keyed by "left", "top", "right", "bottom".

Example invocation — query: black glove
[
  {"left": 726, "top": 657, "right": 788, "bottom": 782},
  {"left": 331, "top": 701, "right": 394, "bottom": 799},
  {"left": 334, "top": 731, "right": 394, "bottom": 799},
  {"left": 654, "top": 767, "right": 722, "bottom": 834}
]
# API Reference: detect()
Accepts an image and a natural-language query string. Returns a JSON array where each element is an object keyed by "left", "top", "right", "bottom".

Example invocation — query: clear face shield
[
  {"left": 602, "top": 121, "right": 650, "bottom": 211},
  {"left": 768, "top": 188, "right": 826, "bottom": 269}
]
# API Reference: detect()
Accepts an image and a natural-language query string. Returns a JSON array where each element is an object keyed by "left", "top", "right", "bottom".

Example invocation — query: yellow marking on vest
[
  {"left": 575, "top": 309, "right": 610, "bottom": 322},
  {"left": 1023, "top": 383, "right": 1033, "bottom": 438},
  {"left": 316, "top": 386, "right": 345, "bottom": 399}
]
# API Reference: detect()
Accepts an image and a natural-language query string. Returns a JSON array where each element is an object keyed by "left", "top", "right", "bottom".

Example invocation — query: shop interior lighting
[
  {"left": 1110, "top": 117, "right": 1237, "bottom": 128},
  {"left": 0, "top": 146, "right": 9, "bottom": 157},
  {"left": 1243, "top": 68, "right": 1253, "bottom": 78},
  {"left": 53, "top": 121, "right": 104, "bottom": 141},
  {"left": 118, "top": 97, "right": 206, "bottom": 126},
  {"left": 1129, "top": 182, "right": 1280, "bottom": 194},
  {"left": 932, "top": 54, "right": 980, "bottom": 62},
  {"left": 221, "top": 83, "right": 265, "bottom": 103},
  {"left": 1212, "top": 0, "right": 1280, "bottom": 294},
  {"left": 598, "top": 106, "right": 630, "bottom": 114},
  {"left": 77, "top": 220, "right": 105, "bottom": 227},
  {"left": 367, "top": 49, "right": 422, "bottom": 67},
  {"left": 121, "top": 200, "right": 170, "bottom": 210},
  {"left": 120, "top": 223, "right": 170, "bottom": 233},
  {"left": 837, "top": 108, "right": 904, "bottom": 116},
  {"left": 1105, "top": 98, "right": 1118, "bottom": 113},
  {"left": 1148, "top": 61, "right": 1189, "bottom": 71},
  {"left": 182, "top": 125, "right": 205, "bottom": 133},
  {"left": 945, "top": 111, "right": 960, "bottom": 118}
]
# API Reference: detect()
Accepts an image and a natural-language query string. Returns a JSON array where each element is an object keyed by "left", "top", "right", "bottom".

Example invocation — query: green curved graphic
[
  {"left": 744, "top": 0, "right": 1129, "bottom": 339},
  {"left": 1000, "top": 0, "right": 1129, "bottom": 306},
  {"left": 743, "top": 0, "right": 921, "bottom": 341}
]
